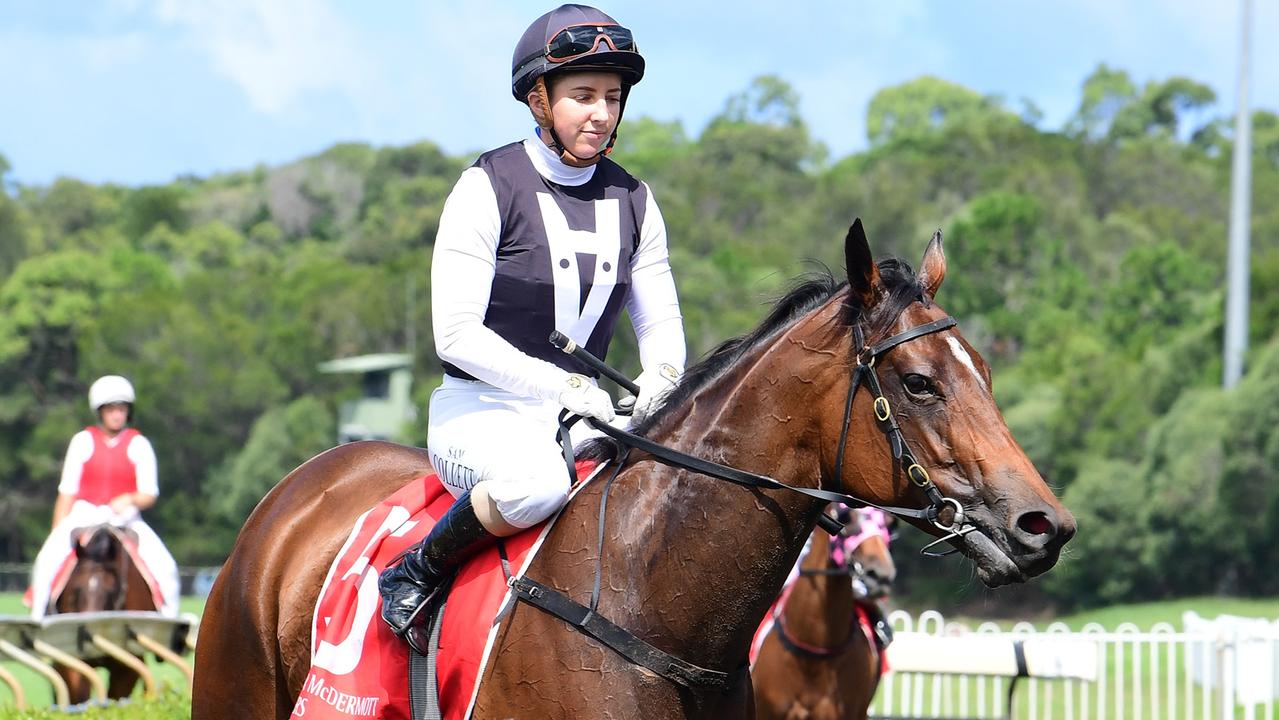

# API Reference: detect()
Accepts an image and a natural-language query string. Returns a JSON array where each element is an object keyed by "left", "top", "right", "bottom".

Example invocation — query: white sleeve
[
  {"left": 57, "top": 431, "right": 94, "bottom": 496},
  {"left": 627, "top": 183, "right": 686, "bottom": 372},
  {"left": 127, "top": 435, "right": 159, "bottom": 496},
  {"left": 432, "top": 167, "right": 572, "bottom": 401}
]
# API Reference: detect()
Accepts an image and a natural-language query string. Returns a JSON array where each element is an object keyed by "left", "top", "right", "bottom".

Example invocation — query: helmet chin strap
[{"left": 531, "top": 77, "right": 628, "bottom": 168}]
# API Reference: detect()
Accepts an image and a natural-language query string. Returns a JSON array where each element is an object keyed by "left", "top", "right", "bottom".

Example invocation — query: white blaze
[{"left": 946, "top": 336, "right": 987, "bottom": 391}]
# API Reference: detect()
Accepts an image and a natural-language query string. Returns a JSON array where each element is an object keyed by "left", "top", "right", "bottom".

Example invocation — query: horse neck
[
  {"left": 123, "top": 554, "right": 156, "bottom": 611},
  {"left": 781, "top": 530, "right": 858, "bottom": 649},
  {"left": 597, "top": 297, "right": 856, "bottom": 668}
]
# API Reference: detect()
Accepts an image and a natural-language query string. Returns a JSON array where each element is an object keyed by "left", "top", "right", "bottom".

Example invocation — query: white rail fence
[
  {"left": 0, "top": 612, "right": 197, "bottom": 710},
  {"left": 872, "top": 610, "right": 1279, "bottom": 720}
]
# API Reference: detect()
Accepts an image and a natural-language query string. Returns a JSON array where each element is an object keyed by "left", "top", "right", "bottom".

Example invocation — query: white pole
[{"left": 1224, "top": 0, "right": 1254, "bottom": 388}]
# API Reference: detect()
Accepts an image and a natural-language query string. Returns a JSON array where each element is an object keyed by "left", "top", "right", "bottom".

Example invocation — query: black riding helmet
[{"left": 511, "top": 4, "right": 646, "bottom": 165}]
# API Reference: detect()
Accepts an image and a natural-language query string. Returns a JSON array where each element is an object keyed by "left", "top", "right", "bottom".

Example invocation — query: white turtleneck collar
[{"left": 522, "top": 128, "right": 597, "bottom": 187}]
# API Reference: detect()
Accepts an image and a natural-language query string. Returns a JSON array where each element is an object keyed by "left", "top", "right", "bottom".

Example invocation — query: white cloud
[
  {"left": 151, "top": 0, "right": 386, "bottom": 118},
  {"left": 405, "top": 3, "right": 554, "bottom": 151}
]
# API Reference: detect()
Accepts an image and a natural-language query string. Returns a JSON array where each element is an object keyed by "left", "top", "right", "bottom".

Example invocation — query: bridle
[
  {"left": 799, "top": 507, "right": 892, "bottom": 579},
  {"left": 777, "top": 508, "right": 894, "bottom": 659},
  {"left": 70, "top": 526, "right": 130, "bottom": 612},
  {"left": 564, "top": 308, "right": 976, "bottom": 554},
  {"left": 506, "top": 301, "right": 980, "bottom": 691},
  {"left": 837, "top": 315, "right": 978, "bottom": 554}
]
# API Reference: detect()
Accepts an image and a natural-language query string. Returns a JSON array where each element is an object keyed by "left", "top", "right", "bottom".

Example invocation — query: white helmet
[{"left": 88, "top": 375, "right": 136, "bottom": 412}]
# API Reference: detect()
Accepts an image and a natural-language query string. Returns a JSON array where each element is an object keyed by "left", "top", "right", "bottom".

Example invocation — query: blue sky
[{"left": 1, "top": 0, "right": 1274, "bottom": 187}]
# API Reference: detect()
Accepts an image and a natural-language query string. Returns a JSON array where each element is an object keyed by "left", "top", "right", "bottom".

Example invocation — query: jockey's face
[
  {"left": 99, "top": 403, "right": 129, "bottom": 433},
  {"left": 534, "top": 71, "right": 623, "bottom": 159}
]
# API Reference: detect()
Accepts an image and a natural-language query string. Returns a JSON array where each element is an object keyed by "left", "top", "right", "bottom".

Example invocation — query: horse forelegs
[
  {"left": 58, "top": 666, "right": 93, "bottom": 706},
  {"left": 105, "top": 660, "right": 139, "bottom": 701}
]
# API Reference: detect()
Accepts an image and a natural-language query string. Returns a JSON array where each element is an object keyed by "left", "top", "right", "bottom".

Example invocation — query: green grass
[
  {"left": 0, "top": 593, "right": 204, "bottom": 717},
  {"left": 0, "top": 691, "right": 189, "bottom": 719}
]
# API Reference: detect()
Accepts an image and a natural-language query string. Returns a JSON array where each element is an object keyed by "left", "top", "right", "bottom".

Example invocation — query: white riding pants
[
  {"left": 29, "top": 500, "right": 181, "bottom": 619},
  {"left": 427, "top": 376, "right": 602, "bottom": 529}
]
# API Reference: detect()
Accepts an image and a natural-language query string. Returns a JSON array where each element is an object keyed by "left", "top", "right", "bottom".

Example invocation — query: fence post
[{"left": 1219, "top": 623, "right": 1235, "bottom": 720}]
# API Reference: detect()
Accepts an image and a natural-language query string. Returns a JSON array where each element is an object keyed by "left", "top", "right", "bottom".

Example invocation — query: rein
[
  {"left": 572, "top": 314, "right": 973, "bottom": 548},
  {"left": 508, "top": 310, "right": 975, "bottom": 691}
]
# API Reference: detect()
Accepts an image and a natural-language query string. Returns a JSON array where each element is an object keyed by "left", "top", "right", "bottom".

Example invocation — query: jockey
[
  {"left": 28, "top": 375, "right": 181, "bottom": 619},
  {"left": 379, "top": 3, "right": 686, "bottom": 649}
]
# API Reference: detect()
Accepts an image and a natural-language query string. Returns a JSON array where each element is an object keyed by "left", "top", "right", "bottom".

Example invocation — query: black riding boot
[{"left": 378, "top": 490, "right": 495, "bottom": 652}]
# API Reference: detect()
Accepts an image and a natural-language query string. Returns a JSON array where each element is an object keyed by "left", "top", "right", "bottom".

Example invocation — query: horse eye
[{"left": 903, "top": 373, "right": 934, "bottom": 396}]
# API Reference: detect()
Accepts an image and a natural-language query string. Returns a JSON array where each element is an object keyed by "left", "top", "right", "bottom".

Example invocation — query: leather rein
[{"left": 504, "top": 311, "right": 975, "bottom": 691}]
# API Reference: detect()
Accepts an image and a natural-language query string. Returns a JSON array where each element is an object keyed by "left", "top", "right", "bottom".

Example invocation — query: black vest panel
[{"left": 442, "top": 142, "right": 648, "bottom": 381}]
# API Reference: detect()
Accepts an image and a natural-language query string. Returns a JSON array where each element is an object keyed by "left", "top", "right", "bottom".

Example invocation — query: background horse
[
  {"left": 752, "top": 506, "right": 896, "bottom": 720},
  {"left": 193, "top": 220, "right": 1075, "bottom": 719},
  {"left": 53, "top": 524, "right": 157, "bottom": 702}
]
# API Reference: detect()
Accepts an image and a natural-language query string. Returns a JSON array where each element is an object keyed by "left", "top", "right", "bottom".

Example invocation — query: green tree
[
  {"left": 1111, "top": 77, "right": 1216, "bottom": 140},
  {"left": 866, "top": 76, "right": 1014, "bottom": 146},
  {"left": 1067, "top": 64, "right": 1137, "bottom": 139},
  {"left": 207, "top": 395, "right": 335, "bottom": 525}
]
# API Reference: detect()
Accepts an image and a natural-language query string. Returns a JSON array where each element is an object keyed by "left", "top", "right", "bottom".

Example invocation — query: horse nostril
[
  {"left": 1017, "top": 511, "right": 1055, "bottom": 537},
  {"left": 863, "top": 566, "right": 895, "bottom": 587}
]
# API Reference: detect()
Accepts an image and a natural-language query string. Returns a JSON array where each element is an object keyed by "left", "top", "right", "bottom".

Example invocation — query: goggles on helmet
[{"left": 544, "top": 23, "right": 636, "bottom": 63}]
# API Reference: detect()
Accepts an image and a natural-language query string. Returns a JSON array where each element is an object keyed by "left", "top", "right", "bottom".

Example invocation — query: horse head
[
  {"left": 831, "top": 506, "right": 895, "bottom": 602},
  {"left": 57, "top": 525, "right": 130, "bottom": 613},
  {"left": 834, "top": 219, "right": 1075, "bottom": 586}
]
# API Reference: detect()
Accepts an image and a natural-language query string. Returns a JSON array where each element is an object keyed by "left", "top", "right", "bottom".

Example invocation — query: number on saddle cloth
[{"left": 300, "top": 463, "right": 605, "bottom": 720}]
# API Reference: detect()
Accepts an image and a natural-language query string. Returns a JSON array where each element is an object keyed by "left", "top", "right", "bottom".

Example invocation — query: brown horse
[
  {"left": 54, "top": 525, "right": 157, "bottom": 702},
  {"left": 193, "top": 221, "right": 1075, "bottom": 719},
  {"left": 751, "top": 506, "right": 896, "bottom": 720}
]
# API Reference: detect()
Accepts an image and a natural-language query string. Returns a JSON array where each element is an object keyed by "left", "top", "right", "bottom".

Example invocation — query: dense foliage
[{"left": 1, "top": 67, "right": 1276, "bottom": 611}]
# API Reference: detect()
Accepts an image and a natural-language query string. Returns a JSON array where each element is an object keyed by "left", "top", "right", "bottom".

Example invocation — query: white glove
[
  {"left": 624, "top": 363, "right": 682, "bottom": 419},
  {"left": 557, "top": 374, "right": 616, "bottom": 422}
]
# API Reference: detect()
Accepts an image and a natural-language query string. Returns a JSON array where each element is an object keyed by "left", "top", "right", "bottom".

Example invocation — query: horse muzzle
[{"left": 959, "top": 501, "right": 1076, "bottom": 587}]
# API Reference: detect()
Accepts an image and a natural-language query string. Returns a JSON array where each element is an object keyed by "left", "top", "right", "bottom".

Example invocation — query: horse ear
[
  {"left": 919, "top": 229, "right": 946, "bottom": 299},
  {"left": 845, "top": 218, "right": 881, "bottom": 309}
]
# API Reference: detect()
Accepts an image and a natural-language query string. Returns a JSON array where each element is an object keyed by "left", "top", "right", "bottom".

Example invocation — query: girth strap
[{"left": 507, "top": 576, "right": 744, "bottom": 690}]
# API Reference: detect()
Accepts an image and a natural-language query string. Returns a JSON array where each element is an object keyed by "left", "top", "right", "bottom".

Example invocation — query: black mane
[
  {"left": 80, "top": 526, "right": 121, "bottom": 563},
  {"left": 581, "top": 258, "right": 926, "bottom": 461}
]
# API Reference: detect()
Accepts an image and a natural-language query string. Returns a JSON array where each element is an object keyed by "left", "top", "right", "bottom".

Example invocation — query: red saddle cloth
[{"left": 293, "top": 462, "right": 600, "bottom": 720}]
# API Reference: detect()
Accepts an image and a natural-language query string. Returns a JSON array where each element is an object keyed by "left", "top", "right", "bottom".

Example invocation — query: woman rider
[
  {"left": 29, "top": 375, "right": 181, "bottom": 618},
  {"left": 379, "top": 4, "right": 686, "bottom": 652}
]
